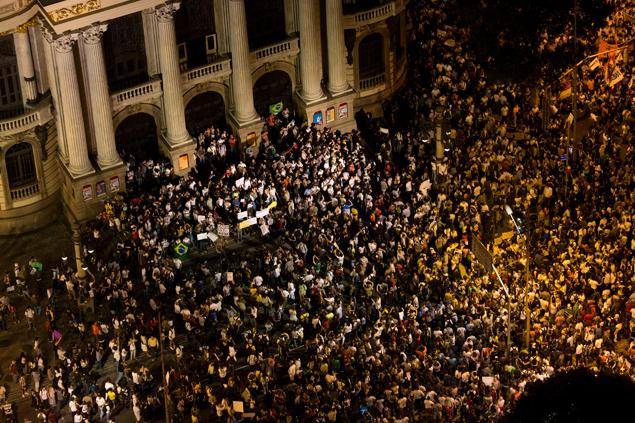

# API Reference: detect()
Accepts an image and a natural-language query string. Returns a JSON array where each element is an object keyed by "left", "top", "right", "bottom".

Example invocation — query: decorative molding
[
  {"left": 0, "top": 4, "right": 15, "bottom": 16},
  {"left": 35, "top": 124, "right": 49, "bottom": 161},
  {"left": 344, "top": 29, "right": 356, "bottom": 65},
  {"left": 52, "top": 33, "right": 79, "bottom": 53},
  {"left": 15, "top": 18, "right": 39, "bottom": 34},
  {"left": 40, "top": 25, "right": 54, "bottom": 43},
  {"left": 155, "top": 2, "right": 180, "bottom": 23},
  {"left": 81, "top": 24, "right": 108, "bottom": 44},
  {"left": 48, "top": 0, "right": 101, "bottom": 24}
]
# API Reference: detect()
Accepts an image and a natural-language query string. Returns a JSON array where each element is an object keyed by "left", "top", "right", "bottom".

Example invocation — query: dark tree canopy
[{"left": 501, "top": 368, "right": 635, "bottom": 423}]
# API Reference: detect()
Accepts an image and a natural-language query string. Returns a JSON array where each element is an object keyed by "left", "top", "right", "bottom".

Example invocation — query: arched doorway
[
  {"left": 358, "top": 33, "right": 385, "bottom": 79},
  {"left": 253, "top": 70, "right": 292, "bottom": 117},
  {"left": 115, "top": 113, "right": 159, "bottom": 160},
  {"left": 185, "top": 91, "right": 226, "bottom": 135}
]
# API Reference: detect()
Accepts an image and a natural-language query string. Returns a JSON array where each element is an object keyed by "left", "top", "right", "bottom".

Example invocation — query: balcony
[
  {"left": 110, "top": 79, "right": 162, "bottom": 113},
  {"left": 181, "top": 57, "right": 232, "bottom": 92},
  {"left": 0, "top": 99, "right": 52, "bottom": 138},
  {"left": 10, "top": 181, "right": 39, "bottom": 201},
  {"left": 343, "top": 0, "right": 407, "bottom": 29},
  {"left": 359, "top": 73, "right": 386, "bottom": 94},
  {"left": 249, "top": 37, "right": 299, "bottom": 71}
]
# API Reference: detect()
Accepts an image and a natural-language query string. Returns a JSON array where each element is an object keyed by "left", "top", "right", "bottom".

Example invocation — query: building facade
[{"left": 0, "top": 0, "right": 409, "bottom": 235}]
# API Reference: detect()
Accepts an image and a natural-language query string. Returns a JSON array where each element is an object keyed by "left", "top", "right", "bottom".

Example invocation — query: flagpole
[
  {"left": 158, "top": 312, "right": 172, "bottom": 423},
  {"left": 560, "top": 43, "right": 632, "bottom": 79},
  {"left": 565, "top": 0, "right": 577, "bottom": 202},
  {"left": 571, "top": 0, "right": 578, "bottom": 176}
]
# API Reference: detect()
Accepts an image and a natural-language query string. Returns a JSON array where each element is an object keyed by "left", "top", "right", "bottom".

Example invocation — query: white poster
[{"left": 217, "top": 224, "right": 230, "bottom": 237}]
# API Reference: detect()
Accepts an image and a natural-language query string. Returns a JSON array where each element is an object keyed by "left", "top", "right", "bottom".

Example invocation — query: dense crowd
[{"left": 2, "top": 0, "right": 634, "bottom": 422}]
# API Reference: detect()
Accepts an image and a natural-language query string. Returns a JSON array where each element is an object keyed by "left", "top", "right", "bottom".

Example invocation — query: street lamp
[
  {"left": 505, "top": 205, "right": 531, "bottom": 349},
  {"left": 505, "top": 205, "right": 521, "bottom": 233}
]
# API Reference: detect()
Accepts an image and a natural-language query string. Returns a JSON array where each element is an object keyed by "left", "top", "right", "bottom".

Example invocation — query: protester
[{"left": 2, "top": 0, "right": 633, "bottom": 421}]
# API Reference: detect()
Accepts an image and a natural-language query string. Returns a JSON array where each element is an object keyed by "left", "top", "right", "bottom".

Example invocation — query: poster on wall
[
  {"left": 313, "top": 111, "right": 323, "bottom": 125},
  {"left": 178, "top": 154, "right": 189, "bottom": 171},
  {"left": 96, "top": 181, "right": 106, "bottom": 198},
  {"left": 246, "top": 132, "right": 257, "bottom": 146},
  {"left": 110, "top": 176, "right": 120, "bottom": 192},
  {"left": 338, "top": 103, "right": 348, "bottom": 119},
  {"left": 82, "top": 185, "right": 93, "bottom": 201},
  {"left": 326, "top": 107, "right": 335, "bottom": 123}
]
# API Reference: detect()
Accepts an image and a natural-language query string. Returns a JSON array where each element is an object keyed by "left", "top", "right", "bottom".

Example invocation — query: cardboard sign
[{"left": 238, "top": 217, "right": 257, "bottom": 230}]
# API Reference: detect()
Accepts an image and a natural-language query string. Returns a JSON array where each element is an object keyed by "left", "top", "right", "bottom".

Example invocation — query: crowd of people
[{"left": 2, "top": 0, "right": 634, "bottom": 422}]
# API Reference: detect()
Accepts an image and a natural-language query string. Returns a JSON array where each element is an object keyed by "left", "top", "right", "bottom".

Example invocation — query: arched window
[
  {"left": 358, "top": 33, "right": 385, "bottom": 79},
  {"left": 5, "top": 142, "right": 36, "bottom": 188}
]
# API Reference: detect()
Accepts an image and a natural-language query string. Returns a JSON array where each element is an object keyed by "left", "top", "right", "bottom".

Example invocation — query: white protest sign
[
  {"left": 217, "top": 224, "right": 230, "bottom": 237},
  {"left": 237, "top": 210, "right": 248, "bottom": 220},
  {"left": 256, "top": 208, "right": 270, "bottom": 218}
]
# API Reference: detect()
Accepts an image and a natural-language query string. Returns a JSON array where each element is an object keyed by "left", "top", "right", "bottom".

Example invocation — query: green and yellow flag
[{"left": 173, "top": 243, "right": 189, "bottom": 257}]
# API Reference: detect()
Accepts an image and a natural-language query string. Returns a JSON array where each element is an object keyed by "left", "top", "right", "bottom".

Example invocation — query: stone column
[
  {"left": 13, "top": 30, "right": 38, "bottom": 102},
  {"left": 81, "top": 24, "right": 121, "bottom": 169},
  {"left": 298, "top": 0, "right": 324, "bottom": 101},
  {"left": 29, "top": 26, "right": 49, "bottom": 96},
  {"left": 325, "top": 0, "right": 348, "bottom": 94},
  {"left": 72, "top": 224, "right": 87, "bottom": 281},
  {"left": 283, "top": 0, "right": 298, "bottom": 34},
  {"left": 48, "top": 33, "right": 93, "bottom": 176},
  {"left": 155, "top": 2, "right": 190, "bottom": 145},
  {"left": 228, "top": 0, "right": 258, "bottom": 122},
  {"left": 41, "top": 32, "right": 68, "bottom": 163},
  {"left": 213, "top": 0, "right": 230, "bottom": 55},
  {"left": 142, "top": 9, "right": 160, "bottom": 76}
]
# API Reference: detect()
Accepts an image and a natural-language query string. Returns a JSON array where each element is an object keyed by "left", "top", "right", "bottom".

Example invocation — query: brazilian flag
[
  {"left": 30, "top": 261, "right": 43, "bottom": 271},
  {"left": 173, "top": 243, "right": 189, "bottom": 257},
  {"left": 268, "top": 101, "right": 283, "bottom": 115}
]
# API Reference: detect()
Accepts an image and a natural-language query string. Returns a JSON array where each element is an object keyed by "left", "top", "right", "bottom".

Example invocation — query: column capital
[
  {"left": 41, "top": 27, "right": 79, "bottom": 53},
  {"left": 52, "top": 33, "right": 79, "bottom": 53},
  {"left": 81, "top": 24, "right": 108, "bottom": 44},
  {"left": 155, "top": 2, "right": 180, "bottom": 22}
]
